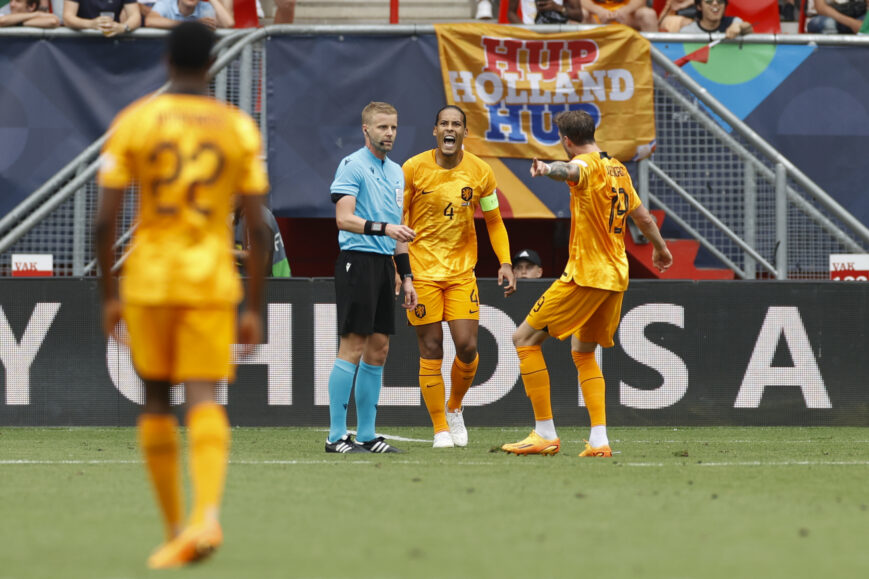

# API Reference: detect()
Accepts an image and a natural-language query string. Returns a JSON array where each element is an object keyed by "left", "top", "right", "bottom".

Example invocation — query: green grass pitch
[{"left": 1, "top": 426, "right": 868, "bottom": 579}]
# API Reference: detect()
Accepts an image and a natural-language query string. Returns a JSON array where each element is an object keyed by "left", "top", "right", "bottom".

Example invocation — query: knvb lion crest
[
  {"left": 414, "top": 304, "right": 427, "bottom": 319},
  {"left": 461, "top": 187, "right": 474, "bottom": 203}
]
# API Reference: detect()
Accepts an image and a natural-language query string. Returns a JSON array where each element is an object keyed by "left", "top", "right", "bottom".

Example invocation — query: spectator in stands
[
  {"left": 507, "top": 0, "right": 584, "bottom": 23},
  {"left": 146, "top": 0, "right": 233, "bottom": 28},
  {"left": 658, "top": 0, "right": 697, "bottom": 31},
  {"left": 580, "top": 0, "right": 657, "bottom": 31},
  {"left": 140, "top": 0, "right": 235, "bottom": 24},
  {"left": 273, "top": 0, "right": 293, "bottom": 23},
  {"left": 0, "top": 0, "right": 59, "bottom": 26},
  {"left": 138, "top": 0, "right": 155, "bottom": 20},
  {"left": 781, "top": 0, "right": 796, "bottom": 22},
  {"left": 807, "top": 0, "right": 867, "bottom": 34},
  {"left": 63, "top": 0, "right": 141, "bottom": 35},
  {"left": 46, "top": 0, "right": 64, "bottom": 24},
  {"left": 679, "top": 0, "right": 753, "bottom": 38},
  {"left": 513, "top": 249, "right": 543, "bottom": 279}
]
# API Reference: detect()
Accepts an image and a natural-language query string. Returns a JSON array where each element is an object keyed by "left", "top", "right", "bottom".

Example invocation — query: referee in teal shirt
[{"left": 325, "top": 102, "right": 418, "bottom": 454}]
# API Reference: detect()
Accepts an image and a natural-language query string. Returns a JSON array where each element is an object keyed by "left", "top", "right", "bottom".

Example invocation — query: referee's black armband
[
  {"left": 364, "top": 220, "right": 389, "bottom": 236},
  {"left": 395, "top": 252, "right": 413, "bottom": 280}
]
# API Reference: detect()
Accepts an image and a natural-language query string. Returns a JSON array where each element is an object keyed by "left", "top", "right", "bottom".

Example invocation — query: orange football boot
[
  {"left": 147, "top": 519, "right": 223, "bottom": 569},
  {"left": 578, "top": 441, "right": 613, "bottom": 457},
  {"left": 501, "top": 431, "right": 561, "bottom": 455}
]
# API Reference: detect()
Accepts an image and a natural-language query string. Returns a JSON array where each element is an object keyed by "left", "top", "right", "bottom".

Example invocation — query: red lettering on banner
[
  {"left": 482, "top": 37, "right": 523, "bottom": 76},
  {"left": 526, "top": 41, "right": 565, "bottom": 81},
  {"left": 483, "top": 38, "right": 600, "bottom": 80},
  {"left": 565, "top": 40, "right": 599, "bottom": 71}
]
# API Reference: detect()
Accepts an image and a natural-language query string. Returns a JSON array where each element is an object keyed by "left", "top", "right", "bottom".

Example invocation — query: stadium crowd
[
  {"left": 472, "top": 0, "right": 869, "bottom": 35},
  {"left": 1, "top": 0, "right": 867, "bottom": 34},
  {"left": 0, "top": 0, "right": 296, "bottom": 28}
]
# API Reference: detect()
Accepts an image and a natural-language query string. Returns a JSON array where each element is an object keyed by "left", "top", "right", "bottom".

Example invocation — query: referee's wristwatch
[
  {"left": 402, "top": 273, "right": 414, "bottom": 281},
  {"left": 124, "top": 23, "right": 130, "bottom": 33}
]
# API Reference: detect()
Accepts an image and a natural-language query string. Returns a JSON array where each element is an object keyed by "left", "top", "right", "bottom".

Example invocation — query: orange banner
[{"left": 434, "top": 23, "right": 655, "bottom": 162}]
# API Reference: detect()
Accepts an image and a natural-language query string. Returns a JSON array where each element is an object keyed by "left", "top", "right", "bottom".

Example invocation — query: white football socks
[
  {"left": 534, "top": 420, "right": 558, "bottom": 440},
  {"left": 589, "top": 425, "right": 609, "bottom": 448}
]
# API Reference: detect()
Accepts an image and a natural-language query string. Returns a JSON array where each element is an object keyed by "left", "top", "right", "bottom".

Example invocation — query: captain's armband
[{"left": 480, "top": 193, "right": 499, "bottom": 212}]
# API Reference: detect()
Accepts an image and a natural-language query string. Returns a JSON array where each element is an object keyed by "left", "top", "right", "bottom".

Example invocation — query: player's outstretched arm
[
  {"left": 629, "top": 204, "right": 673, "bottom": 273},
  {"left": 530, "top": 158, "right": 580, "bottom": 182}
]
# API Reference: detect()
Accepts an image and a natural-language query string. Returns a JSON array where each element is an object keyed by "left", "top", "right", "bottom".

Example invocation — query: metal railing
[
  {"left": 645, "top": 34, "right": 869, "bottom": 278},
  {"left": 0, "top": 28, "right": 267, "bottom": 276},
  {"left": 1, "top": 27, "right": 868, "bottom": 279}
]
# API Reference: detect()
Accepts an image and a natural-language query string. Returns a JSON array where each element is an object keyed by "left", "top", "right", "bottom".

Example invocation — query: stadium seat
[
  {"left": 726, "top": 0, "right": 781, "bottom": 34},
  {"left": 234, "top": 0, "right": 259, "bottom": 28}
]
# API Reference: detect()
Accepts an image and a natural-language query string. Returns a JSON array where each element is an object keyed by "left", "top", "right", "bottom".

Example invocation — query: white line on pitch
[
  {"left": 4, "top": 459, "right": 869, "bottom": 467},
  {"left": 626, "top": 440, "right": 869, "bottom": 444},
  {"left": 616, "top": 460, "right": 869, "bottom": 467}
]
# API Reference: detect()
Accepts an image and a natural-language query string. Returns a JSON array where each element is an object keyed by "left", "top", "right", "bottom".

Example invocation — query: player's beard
[{"left": 373, "top": 139, "right": 393, "bottom": 155}]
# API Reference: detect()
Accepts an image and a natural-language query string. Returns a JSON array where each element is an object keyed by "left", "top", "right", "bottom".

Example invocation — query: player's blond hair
[{"left": 361, "top": 102, "right": 398, "bottom": 125}]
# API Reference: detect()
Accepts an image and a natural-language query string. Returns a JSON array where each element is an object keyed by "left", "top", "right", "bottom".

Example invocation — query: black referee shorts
[{"left": 334, "top": 250, "right": 396, "bottom": 336}]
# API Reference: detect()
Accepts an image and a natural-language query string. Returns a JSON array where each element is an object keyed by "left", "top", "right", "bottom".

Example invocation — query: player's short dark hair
[
  {"left": 167, "top": 21, "right": 216, "bottom": 73},
  {"left": 554, "top": 110, "right": 596, "bottom": 146},
  {"left": 435, "top": 105, "right": 466, "bottom": 127}
]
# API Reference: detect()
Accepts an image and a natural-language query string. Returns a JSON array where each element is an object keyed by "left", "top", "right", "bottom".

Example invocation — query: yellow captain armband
[{"left": 480, "top": 193, "right": 499, "bottom": 212}]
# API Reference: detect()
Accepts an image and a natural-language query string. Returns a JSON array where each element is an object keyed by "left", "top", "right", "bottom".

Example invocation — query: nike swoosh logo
[
  {"left": 424, "top": 383, "right": 439, "bottom": 388},
  {"left": 469, "top": 309, "right": 478, "bottom": 314},
  {"left": 421, "top": 190, "right": 434, "bottom": 195}
]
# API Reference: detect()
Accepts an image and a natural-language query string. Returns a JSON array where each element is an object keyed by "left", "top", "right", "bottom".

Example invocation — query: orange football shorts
[
  {"left": 123, "top": 304, "right": 236, "bottom": 383},
  {"left": 524, "top": 279, "right": 624, "bottom": 346},
  {"left": 407, "top": 277, "right": 480, "bottom": 326}
]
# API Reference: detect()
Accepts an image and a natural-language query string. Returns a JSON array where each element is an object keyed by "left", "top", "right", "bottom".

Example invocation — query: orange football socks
[
  {"left": 138, "top": 413, "right": 183, "bottom": 541},
  {"left": 419, "top": 358, "right": 448, "bottom": 433},
  {"left": 447, "top": 353, "right": 478, "bottom": 412},
  {"left": 516, "top": 345, "right": 552, "bottom": 421},
  {"left": 186, "top": 403, "right": 230, "bottom": 526},
  {"left": 572, "top": 351, "right": 606, "bottom": 426}
]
